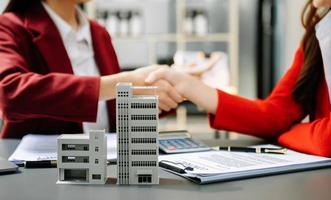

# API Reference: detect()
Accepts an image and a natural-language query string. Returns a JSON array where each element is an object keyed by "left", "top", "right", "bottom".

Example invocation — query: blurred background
[{"left": 0, "top": 0, "right": 306, "bottom": 140}]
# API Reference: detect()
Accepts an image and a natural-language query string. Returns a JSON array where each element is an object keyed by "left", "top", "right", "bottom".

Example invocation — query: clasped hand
[
  {"left": 144, "top": 65, "right": 218, "bottom": 114},
  {"left": 133, "top": 64, "right": 218, "bottom": 114},
  {"left": 131, "top": 65, "right": 185, "bottom": 113}
]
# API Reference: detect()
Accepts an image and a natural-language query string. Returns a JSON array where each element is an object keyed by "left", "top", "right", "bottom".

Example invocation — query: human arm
[
  {"left": 146, "top": 48, "right": 306, "bottom": 140},
  {"left": 277, "top": 115, "right": 331, "bottom": 157},
  {"left": 0, "top": 16, "right": 182, "bottom": 122},
  {"left": 146, "top": 48, "right": 331, "bottom": 157}
]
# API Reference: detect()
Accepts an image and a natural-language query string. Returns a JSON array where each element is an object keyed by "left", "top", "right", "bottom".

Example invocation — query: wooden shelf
[
  {"left": 87, "top": 0, "right": 239, "bottom": 88},
  {"left": 112, "top": 33, "right": 229, "bottom": 43},
  {"left": 182, "top": 33, "right": 229, "bottom": 42},
  {"left": 112, "top": 34, "right": 177, "bottom": 43}
]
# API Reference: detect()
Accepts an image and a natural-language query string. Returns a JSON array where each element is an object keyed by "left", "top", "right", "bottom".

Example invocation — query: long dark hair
[
  {"left": 292, "top": 1, "right": 328, "bottom": 115},
  {"left": 3, "top": 0, "right": 41, "bottom": 13}
]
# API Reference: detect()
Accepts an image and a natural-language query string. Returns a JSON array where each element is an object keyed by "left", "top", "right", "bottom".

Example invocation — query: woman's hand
[
  {"left": 145, "top": 68, "right": 219, "bottom": 114},
  {"left": 130, "top": 65, "right": 168, "bottom": 86},
  {"left": 145, "top": 67, "right": 200, "bottom": 98}
]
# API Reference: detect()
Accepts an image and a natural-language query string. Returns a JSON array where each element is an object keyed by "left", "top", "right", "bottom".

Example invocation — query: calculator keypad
[{"left": 159, "top": 138, "right": 211, "bottom": 154}]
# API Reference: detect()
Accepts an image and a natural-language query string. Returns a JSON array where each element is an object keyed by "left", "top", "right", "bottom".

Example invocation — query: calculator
[{"left": 159, "top": 130, "right": 211, "bottom": 154}]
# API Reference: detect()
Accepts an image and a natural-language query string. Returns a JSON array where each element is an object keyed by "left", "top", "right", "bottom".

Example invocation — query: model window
[
  {"left": 131, "top": 138, "right": 156, "bottom": 143},
  {"left": 138, "top": 175, "right": 152, "bottom": 183},
  {"left": 131, "top": 126, "right": 157, "bottom": 132},
  {"left": 95, "top": 159, "right": 99, "bottom": 164},
  {"left": 95, "top": 146, "right": 99, "bottom": 152},
  {"left": 132, "top": 161, "right": 157, "bottom": 167},
  {"left": 92, "top": 174, "right": 101, "bottom": 180},
  {"left": 131, "top": 115, "right": 156, "bottom": 121},
  {"left": 132, "top": 150, "right": 157, "bottom": 155}
]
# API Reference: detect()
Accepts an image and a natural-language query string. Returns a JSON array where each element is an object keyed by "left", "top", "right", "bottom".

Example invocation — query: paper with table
[
  {"left": 159, "top": 145, "right": 331, "bottom": 184},
  {"left": 8, "top": 134, "right": 117, "bottom": 163}
]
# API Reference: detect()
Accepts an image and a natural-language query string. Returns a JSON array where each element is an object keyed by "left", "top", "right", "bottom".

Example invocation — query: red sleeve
[
  {"left": 0, "top": 16, "right": 100, "bottom": 123},
  {"left": 209, "top": 48, "right": 306, "bottom": 140},
  {"left": 278, "top": 114, "right": 331, "bottom": 157},
  {"left": 209, "top": 48, "right": 331, "bottom": 157}
]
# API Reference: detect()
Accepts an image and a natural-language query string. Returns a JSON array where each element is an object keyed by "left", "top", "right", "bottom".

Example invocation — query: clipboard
[{"left": 159, "top": 145, "right": 331, "bottom": 184}]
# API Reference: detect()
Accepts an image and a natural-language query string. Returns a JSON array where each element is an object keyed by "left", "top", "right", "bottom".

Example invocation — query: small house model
[{"left": 57, "top": 130, "right": 107, "bottom": 184}]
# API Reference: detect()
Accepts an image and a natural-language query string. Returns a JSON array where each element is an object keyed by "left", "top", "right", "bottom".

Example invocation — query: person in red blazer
[
  {"left": 0, "top": 0, "right": 183, "bottom": 138},
  {"left": 146, "top": 0, "right": 331, "bottom": 157}
]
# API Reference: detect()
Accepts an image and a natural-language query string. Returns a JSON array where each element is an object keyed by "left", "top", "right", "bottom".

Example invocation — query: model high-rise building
[
  {"left": 57, "top": 130, "right": 107, "bottom": 184},
  {"left": 116, "top": 83, "right": 159, "bottom": 185}
]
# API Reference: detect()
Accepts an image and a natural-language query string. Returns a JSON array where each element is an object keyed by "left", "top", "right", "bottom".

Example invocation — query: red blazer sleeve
[
  {"left": 278, "top": 114, "right": 331, "bottom": 157},
  {"left": 0, "top": 17, "right": 100, "bottom": 123},
  {"left": 209, "top": 48, "right": 305, "bottom": 138},
  {"left": 209, "top": 48, "right": 331, "bottom": 157}
]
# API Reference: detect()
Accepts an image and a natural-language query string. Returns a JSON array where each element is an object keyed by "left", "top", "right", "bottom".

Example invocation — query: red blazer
[
  {"left": 209, "top": 48, "right": 331, "bottom": 157},
  {"left": 0, "top": 3, "right": 120, "bottom": 138}
]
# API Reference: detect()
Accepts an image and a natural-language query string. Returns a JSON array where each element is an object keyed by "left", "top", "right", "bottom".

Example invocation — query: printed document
[
  {"left": 8, "top": 134, "right": 117, "bottom": 162},
  {"left": 159, "top": 145, "right": 331, "bottom": 183}
]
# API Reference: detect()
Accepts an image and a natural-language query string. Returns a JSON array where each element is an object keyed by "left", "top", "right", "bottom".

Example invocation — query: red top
[
  {"left": 209, "top": 48, "right": 331, "bottom": 157},
  {"left": 0, "top": 3, "right": 120, "bottom": 138}
]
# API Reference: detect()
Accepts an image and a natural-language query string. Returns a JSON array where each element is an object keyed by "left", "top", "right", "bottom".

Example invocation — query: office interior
[
  {"left": 2, "top": 1, "right": 331, "bottom": 200},
  {"left": 0, "top": 0, "right": 305, "bottom": 141}
]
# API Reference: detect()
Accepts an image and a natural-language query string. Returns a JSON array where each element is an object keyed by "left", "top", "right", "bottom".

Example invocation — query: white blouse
[
  {"left": 42, "top": 3, "right": 110, "bottom": 132},
  {"left": 316, "top": 11, "right": 331, "bottom": 101}
]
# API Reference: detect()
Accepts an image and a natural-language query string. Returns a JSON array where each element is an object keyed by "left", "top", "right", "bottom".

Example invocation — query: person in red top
[
  {"left": 0, "top": 0, "right": 183, "bottom": 138},
  {"left": 146, "top": 0, "right": 331, "bottom": 157}
]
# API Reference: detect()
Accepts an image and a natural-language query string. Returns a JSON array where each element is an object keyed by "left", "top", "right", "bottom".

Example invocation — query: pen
[
  {"left": 25, "top": 160, "right": 57, "bottom": 168},
  {"left": 10, "top": 160, "right": 25, "bottom": 167},
  {"left": 219, "top": 146, "right": 287, "bottom": 154},
  {"left": 159, "top": 161, "right": 187, "bottom": 174}
]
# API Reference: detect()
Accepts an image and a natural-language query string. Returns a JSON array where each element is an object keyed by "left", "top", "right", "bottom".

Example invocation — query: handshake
[
  {"left": 139, "top": 51, "right": 229, "bottom": 114},
  {"left": 132, "top": 54, "right": 228, "bottom": 114},
  {"left": 134, "top": 64, "right": 198, "bottom": 113},
  {"left": 100, "top": 52, "right": 227, "bottom": 114}
]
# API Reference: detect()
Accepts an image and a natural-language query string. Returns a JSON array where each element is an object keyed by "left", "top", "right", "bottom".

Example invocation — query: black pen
[
  {"left": 219, "top": 146, "right": 287, "bottom": 154},
  {"left": 159, "top": 161, "right": 187, "bottom": 174},
  {"left": 25, "top": 160, "right": 57, "bottom": 168}
]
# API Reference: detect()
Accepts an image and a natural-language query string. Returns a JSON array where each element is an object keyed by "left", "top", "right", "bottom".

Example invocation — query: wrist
[
  {"left": 99, "top": 76, "right": 114, "bottom": 100},
  {"left": 128, "top": 70, "right": 145, "bottom": 86},
  {"left": 178, "top": 76, "right": 200, "bottom": 98},
  {"left": 99, "top": 72, "right": 134, "bottom": 101},
  {"left": 182, "top": 78, "right": 218, "bottom": 114}
]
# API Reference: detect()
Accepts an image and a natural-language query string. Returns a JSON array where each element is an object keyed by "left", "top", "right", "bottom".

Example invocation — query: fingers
[
  {"left": 158, "top": 80, "right": 183, "bottom": 103},
  {"left": 138, "top": 64, "right": 169, "bottom": 75},
  {"left": 157, "top": 84, "right": 179, "bottom": 112},
  {"left": 145, "top": 68, "right": 169, "bottom": 84},
  {"left": 132, "top": 65, "right": 169, "bottom": 86},
  {"left": 159, "top": 101, "right": 173, "bottom": 112},
  {"left": 154, "top": 80, "right": 183, "bottom": 112},
  {"left": 145, "top": 68, "right": 186, "bottom": 113},
  {"left": 160, "top": 93, "right": 178, "bottom": 110}
]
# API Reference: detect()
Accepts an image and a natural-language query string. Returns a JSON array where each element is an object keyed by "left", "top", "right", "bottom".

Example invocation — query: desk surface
[{"left": 0, "top": 139, "right": 331, "bottom": 200}]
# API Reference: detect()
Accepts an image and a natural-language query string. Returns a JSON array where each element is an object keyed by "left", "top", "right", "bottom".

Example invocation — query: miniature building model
[
  {"left": 116, "top": 83, "right": 159, "bottom": 185},
  {"left": 57, "top": 130, "right": 107, "bottom": 184}
]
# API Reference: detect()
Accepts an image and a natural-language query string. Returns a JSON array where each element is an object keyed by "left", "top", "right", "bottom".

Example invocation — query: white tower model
[
  {"left": 116, "top": 83, "right": 159, "bottom": 185},
  {"left": 57, "top": 130, "right": 107, "bottom": 184}
]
